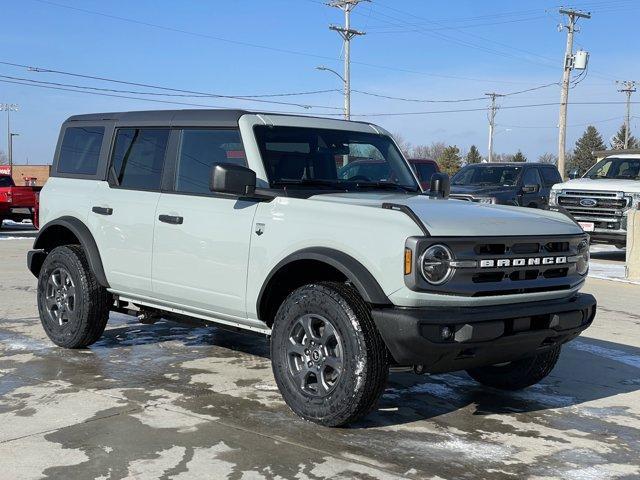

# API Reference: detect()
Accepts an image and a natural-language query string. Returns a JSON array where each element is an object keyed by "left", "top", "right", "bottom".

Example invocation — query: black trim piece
[
  {"left": 158, "top": 214, "right": 184, "bottom": 225},
  {"left": 381, "top": 202, "right": 430, "bottom": 236},
  {"left": 371, "top": 293, "right": 596, "bottom": 368},
  {"left": 31, "top": 216, "right": 110, "bottom": 288},
  {"left": 257, "top": 247, "right": 390, "bottom": 319},
  {"left": 91, "top": 206, "right": 113, "bottom": 216}
]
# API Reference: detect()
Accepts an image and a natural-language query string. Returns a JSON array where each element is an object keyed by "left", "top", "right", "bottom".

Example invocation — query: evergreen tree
[
  {"left": 569, "top": 125, "right": 606, "bottom": 175},
  {"left": 610, "top": 124, "right": 638, "bottom": 150},
  {"left": 465, "top": 145, "right": 482, "bottom": 164},
  {"left": 512, "top": 150, "right": 527, "bottom": 162},
  {"left": 437, "top": 145, "right": 462, "bottom": 176}
]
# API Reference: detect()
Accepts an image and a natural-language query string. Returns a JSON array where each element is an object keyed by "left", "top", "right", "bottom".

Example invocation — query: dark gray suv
[{"left": 450, "top": 163, "right": 562, "bottom": 208}]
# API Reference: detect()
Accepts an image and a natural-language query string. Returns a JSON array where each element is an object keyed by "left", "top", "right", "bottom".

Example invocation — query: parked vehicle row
[
  {"left": 0, "top": 174, "right": 40, "bottom": 228},
  {"left": 549, "top": 154, "right": 640, "bottom": 248},
  {"left": 28, "top": 109, "right": 595, "bottom": 426}
]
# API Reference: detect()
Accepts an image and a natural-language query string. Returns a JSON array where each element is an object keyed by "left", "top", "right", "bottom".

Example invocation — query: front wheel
[
  {"left": 37, "top": 245, "right": 110, "bottom": 348},
  {"left": 466, "top": 346, "right": 561, "bottom": 390},
  {"left": 271, "top": 282, "right": 388, "bottom": 427}
]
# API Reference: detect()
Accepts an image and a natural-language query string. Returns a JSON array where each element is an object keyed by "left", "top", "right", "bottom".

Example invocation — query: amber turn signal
[{"left": 404, "top": 248, "right": 412, "bottom": 275}]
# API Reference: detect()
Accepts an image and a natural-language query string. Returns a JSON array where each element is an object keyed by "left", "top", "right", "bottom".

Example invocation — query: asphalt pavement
[{"left": 1, "top": 226, "right": 639, "bottom": 479}]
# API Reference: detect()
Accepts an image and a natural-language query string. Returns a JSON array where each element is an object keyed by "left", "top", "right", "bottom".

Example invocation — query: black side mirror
[
  {"left": 429, "top": 172, "right": 450, "bottom": 199},
  {"left": 568, "top": 168, "right": 580, "bottom": 180},
  {"left": 210, "top": 163, "right": 256, "bottom": 196},
  {"left": 522, "top": 184, "right": 540, "bottom": 194}
]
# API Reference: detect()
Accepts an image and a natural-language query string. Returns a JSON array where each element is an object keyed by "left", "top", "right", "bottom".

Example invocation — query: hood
[
  {"left": 553, "top": 177, "right": 640, "bottom": 193},
  {"left": 308, "top": 192, "right": 582, "bottom": 237},
  {"left": 449, "top": 184, "right": 515, "bottom": 197}
]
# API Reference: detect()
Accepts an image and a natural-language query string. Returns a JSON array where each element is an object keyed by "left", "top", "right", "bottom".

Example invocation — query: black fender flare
[
  {"left": 29, "top": 216, "right": 110, "bottom": 288},
  {"left": 257, "top": 247, "right": 390, "bottom": 316}
]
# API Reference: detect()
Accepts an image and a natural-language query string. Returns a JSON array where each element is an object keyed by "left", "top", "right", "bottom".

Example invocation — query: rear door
[
  {"left": 88, "top": 127, "right": 169, "bottom": 297},
  {"left": 152, "top": 128, "right": 259, "bottom": 319}
]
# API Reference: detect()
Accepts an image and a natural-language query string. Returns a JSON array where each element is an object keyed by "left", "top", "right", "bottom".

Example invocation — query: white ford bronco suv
[
  {"left": 550, "top": 153, "right": 640, "bottom": 247},
  {"left": 28, "top": 110, "right": 596, "bottom": 426}
]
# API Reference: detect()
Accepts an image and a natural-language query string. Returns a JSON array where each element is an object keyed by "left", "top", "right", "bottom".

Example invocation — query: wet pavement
[{"left": 1, "top": 238, "right": 639, "bottom": 479}]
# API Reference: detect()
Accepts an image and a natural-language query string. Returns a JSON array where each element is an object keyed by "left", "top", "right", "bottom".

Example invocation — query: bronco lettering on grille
[{"left": 479, "top": 256, "right": 567, "bottom": 268}]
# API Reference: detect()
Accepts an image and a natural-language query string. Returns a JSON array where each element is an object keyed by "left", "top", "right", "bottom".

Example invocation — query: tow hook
[{"left": 413, "top": 365, "right": 427, "bottom": 375}]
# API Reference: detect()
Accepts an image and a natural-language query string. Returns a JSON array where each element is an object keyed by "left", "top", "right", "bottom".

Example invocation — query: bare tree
[
  {"left": 392, "top": 132, "right": 412, "bottom": 157},
  {"left": 0, "top": 150, "right": 7, "bottom": 165},
  {"left": 410, "top": 141, "right": 447, "bottom": 160},
  {"left": 538, "top": 152, "right": 558, "bottom": 165}
]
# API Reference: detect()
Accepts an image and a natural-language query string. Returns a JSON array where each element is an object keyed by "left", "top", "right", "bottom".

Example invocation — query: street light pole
[
  {"left": 316, "top": 65, "right": 347, "bottom": 117},
  {"left": 9, "top": 133, "right": 19, "bottom": 169},
  {"left": 0, "top": 104, "right": 18, "bottom": 170}
]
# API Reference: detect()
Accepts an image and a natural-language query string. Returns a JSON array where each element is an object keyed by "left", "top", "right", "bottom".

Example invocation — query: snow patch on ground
[
  {"left": 588, "top": 262, "right": 639, "bottom": 285},
  {"left": 569, "top": 340, "right": 640, "bottom": 369}
]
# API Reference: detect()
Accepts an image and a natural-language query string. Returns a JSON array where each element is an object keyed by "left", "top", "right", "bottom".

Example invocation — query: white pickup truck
[{"left": 549, "top": 154, "right": 640, "bottom": 247}]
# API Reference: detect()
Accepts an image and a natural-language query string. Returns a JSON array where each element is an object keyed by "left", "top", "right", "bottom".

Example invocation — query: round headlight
[
  {"left": 420, "top": 244, "right": 454, "bottom": 285},
  {"left": 576, "top": 239, "right": 589, "bottom": 275}
]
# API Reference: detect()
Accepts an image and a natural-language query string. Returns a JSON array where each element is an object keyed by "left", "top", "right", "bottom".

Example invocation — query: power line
[
  {"left": 0, "top": 73, "right": 341, "bottom": 101},
  {"left": 3, "top": 76, "right": 636, "bottom": 118},
  {"left": 0, "top": 61, "right": 342, "bottom": 110}
]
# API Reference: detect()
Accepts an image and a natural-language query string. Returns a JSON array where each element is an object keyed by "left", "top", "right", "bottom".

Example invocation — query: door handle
[
  {"left": 92, "top": 206, "right": 113, "bottom": 216},
  {"left": 158, "top": 214, "right": 183, "bottom": 225}
]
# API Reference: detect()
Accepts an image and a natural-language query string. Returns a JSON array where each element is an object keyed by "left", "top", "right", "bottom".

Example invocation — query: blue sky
[{"left": 1, "top": 0, "right": 639, "bottom": 164}]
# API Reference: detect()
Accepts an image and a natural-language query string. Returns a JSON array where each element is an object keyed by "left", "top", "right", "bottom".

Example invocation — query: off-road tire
[
  {"left": 466, "top": 346, "right": 561, "bottom": 390},
  {"left": 37, "top": 245, "right": 110, "bottom": 348},
  {"left": 271, "top": 282, "right": 389, "bottom": 427}
]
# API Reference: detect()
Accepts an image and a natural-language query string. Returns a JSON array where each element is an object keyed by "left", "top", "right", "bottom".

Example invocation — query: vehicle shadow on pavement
[
  {"left": 360, "top": 336, "right": 640, "bottom": 428},
  {"left": 590, "top": 249, "right": 625, "bottom": 262},
  {"left": 94, "top": 317, "right": 640, "bottom": 428}
]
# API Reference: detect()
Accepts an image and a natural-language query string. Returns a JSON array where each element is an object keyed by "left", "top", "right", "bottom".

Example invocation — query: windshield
[
  {"left": 584, "top": 157, "right": 640, "bottom": 180},
  {"left": 254, "top": 125, "right": 419, "bottom": 192},
  {"left": 0, "top": 176, "right": 13, "bottom": 187},
  {"left": 451, "top": 165, "right": 522, "bottom": 186}
]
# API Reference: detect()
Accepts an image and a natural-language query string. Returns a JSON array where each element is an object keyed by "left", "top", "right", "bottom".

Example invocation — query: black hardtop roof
[
  {"left": 63, "top": 109, "right": 376, "bottom": 129},
  {"left": 65, "top": 109, "right": 249, "bottom": 124}
]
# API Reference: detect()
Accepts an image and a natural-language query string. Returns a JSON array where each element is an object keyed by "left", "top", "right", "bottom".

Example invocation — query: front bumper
[{"left": 371, "top": 293, "right": 596, "bottom": 371}]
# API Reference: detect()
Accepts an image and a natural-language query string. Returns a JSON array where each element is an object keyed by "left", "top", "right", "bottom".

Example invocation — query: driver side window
[{"left": 522, "top": 168, "right": 542, "bottom": 186}]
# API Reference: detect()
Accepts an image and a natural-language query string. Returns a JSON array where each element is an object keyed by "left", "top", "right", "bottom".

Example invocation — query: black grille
[{"left": 406, "top": 234, "right": 587, "bottom": 297}]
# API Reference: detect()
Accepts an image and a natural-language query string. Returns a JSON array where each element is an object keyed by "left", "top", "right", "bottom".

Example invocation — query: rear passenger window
[
  {"left": 111, "top": 128, "right": 169, "bottom": 190},
  {"left": 57, "top": 126, "right": 104, "bottom": 175},
  {"left": 541, "top": 167, "right": 562, "bottom": 186},
  {"left": 176, "top": 129, "right": 246, "bottom": 194}
]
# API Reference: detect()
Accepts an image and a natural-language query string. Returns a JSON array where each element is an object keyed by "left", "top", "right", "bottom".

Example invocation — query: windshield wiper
[
  {"left": 352, "top": 181, "right": 418, "bottom": 193},
  {"left": 271, "top": 179, "right": 344, "bottom": 188}
]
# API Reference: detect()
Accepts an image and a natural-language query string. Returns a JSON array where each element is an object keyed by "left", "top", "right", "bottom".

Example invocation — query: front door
[
  {"left": 519, "top": 167, "right": 544, "bottom": 208},
  {"left": 152, "top": 128, "right": 258, "bottom": 319}
]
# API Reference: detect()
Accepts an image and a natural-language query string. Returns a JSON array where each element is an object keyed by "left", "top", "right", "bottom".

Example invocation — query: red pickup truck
[{"left": 0, "top": 174, "right": 40, "bottom": 228}]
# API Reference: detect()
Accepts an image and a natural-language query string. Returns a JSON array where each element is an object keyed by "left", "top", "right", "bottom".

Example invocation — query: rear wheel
[
  {"left": 271, "top": 282, "right": 388, "bottom": 427},
  {"left": 466, "top": 346, "right": 561, "bottom": 390},
  {"left": 37, "top": 245, "right": 110, "bottom": 348}
]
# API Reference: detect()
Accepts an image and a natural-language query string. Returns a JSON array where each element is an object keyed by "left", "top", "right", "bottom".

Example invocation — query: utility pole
[
  {"left": 557, "top": 9, "right": 590, "bottom": 178},
  {"left": 486, "top": 93, "right": 503, "bottom": 163},
  {"left": 617, "top": 80, "right": 637, "bottom": 149},
  {"left": 0, "top": 104, "right": 18, "bottom": 171},
  {"left": 329, "top": 0, "right": 367, "bottom": 120}
]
